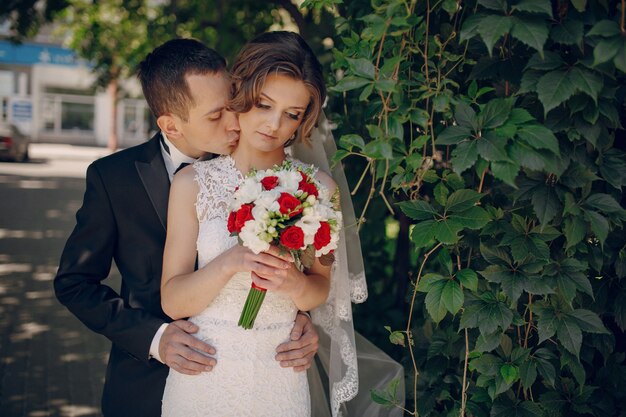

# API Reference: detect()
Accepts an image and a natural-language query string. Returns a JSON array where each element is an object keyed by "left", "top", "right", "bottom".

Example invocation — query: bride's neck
[{"left": 230, "top": 145, "right": 286, "bottom": 174}]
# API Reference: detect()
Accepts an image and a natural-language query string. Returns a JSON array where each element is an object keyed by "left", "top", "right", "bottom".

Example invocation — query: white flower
[
  {"left": 237, "top": 179, "right": 262, "bottom": 204},
  {"left": 296, "top": 216, "right": 321, "bottom": 245},
  {"left": 255, "top": 190, "right": 281, "bottom": 210},
  {"left": 276, "top": 170, "right": 301, "bottom": 193},
  {"left": 251, "top": 205, "right": 270, "bottom": 222},
  {"left": 239, "top": 220, "right": 270, "bottom": 254}
]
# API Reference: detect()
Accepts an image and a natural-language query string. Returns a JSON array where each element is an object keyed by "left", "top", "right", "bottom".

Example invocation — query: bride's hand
[{"left": 218, "top": 245, "right": 293, "bottom": 278}]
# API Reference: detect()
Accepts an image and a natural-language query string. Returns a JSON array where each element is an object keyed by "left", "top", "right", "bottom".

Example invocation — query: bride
[
  {"left": 160, "top": 31, "right": 404, "bottom": 417},
  {"left": 160, "top": 31, "right": 332, "bottom": 417}
]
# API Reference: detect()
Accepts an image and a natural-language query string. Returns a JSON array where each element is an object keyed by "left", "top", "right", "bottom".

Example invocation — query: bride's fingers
[{"left": 264, "top": 245, "right": 294, "bottom": 262}]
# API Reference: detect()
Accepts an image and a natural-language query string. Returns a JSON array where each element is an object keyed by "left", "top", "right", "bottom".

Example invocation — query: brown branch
[{"left": 621, "top": 0, "right": 626, "bottom": 33}]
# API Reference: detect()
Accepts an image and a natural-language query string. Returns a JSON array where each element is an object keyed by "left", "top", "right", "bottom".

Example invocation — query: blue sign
[
  {"left": 0, "top": 40, "right": 87, "bottom": 67},
  {"left": 11, "top": 100, "right": 32, "bottom": 122}
]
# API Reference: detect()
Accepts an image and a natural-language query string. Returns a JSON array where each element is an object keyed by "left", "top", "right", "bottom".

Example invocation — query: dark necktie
[{"left": 174, "top": 162, "right": 190, "bottom": 174}]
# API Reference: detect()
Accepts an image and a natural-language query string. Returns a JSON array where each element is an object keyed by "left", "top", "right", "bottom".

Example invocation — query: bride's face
[{"left": 238, "top": 74, "right": 310, "bottom": 153}]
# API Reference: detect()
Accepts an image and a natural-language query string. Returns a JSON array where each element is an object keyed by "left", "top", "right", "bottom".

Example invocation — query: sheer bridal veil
[{"left": 291, "top": 113, "right": 405, "bottom": 417}]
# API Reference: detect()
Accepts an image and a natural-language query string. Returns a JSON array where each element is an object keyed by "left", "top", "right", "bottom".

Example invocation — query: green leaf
[
  {"left": 525, "top": 51, "right": 564, "bottom": 70},
  {"left": 585, "top": 193, "right": 624, "bottom": 214},
  {"left": 434, "top": 183, "right": 449, "bottom": 207},
  {"left": 437, "top": 126, "right": 473, "bottom": 145},
  {"left": 536, "top": 308, "right": 558, "bottom": 343},
  {"left": 446, "top": 189, "right": 483, "bottom": 212},
  {"left": 451, "top": 140, "right": 479, "bottom": 174},
  {"left": 477, "top": 133, "right": 510, "bottom": 162},
  {"left": 478, "top": 0, "right": 507, "bottom": 10},
  {"left": 516, "top": 124, "right": 560, "bottom": 154},
  {"left": 556, "top": 316, "right": 583, "bottom": 358},
  {"left": 331, "top": 75, "right": 372, "bottom": 92},
  {"left": 375, "top": 78, "right": 396, "bottom": 93},
  {"left": 507, "top": 108, "right": 535, "bottom": 125},
  {"left": 475, "top": 331, "right": 502, "bottom": 352},
  {"left": 399, "top": 200, "right": 438, "bottom": 220},
  {"left": 346, "top": 57, "right": 375, "bottom": 79},
  {"left": 371, "top": 389, "right": 393, "bottom": 406},
  {"left": 449, "top": 206, "right": 491, "bottom": 229},
  {"left": 586, "top": 19, "right": 620, "bottom": 37},
  {"left": 531, "top": 185, "right": 560, "bottom": 225},
  {"left": 511, "top": 16, "right": 549, "bottom": 56},
  {"left": 500, "top": 364, "right": 519, "bottom": 385},
  {"left": 442, "top": 280, "right": 464, "bottom": 315},
  {"left": 339, "top": 134, "right": 366, "bottom": 150},
  {"left": 418, "top": 273, "right": 448, "bottom": 292},
  {"left": 536, "top": 70, "right": 576, "bottom": 115},
  {"left": 614, "top": 43, "right": 626, "bottom": 73},
  {"left": 411, "top": 220, "right": 438, "bottom": 247},
  {"left": 388, "top": 330, "right": 406, "bottom": 346},
  {"left": 491, "top": 398, "right": 543, "bottom": 417},
  {"left": 508, "top": 141, "right": 546, "bottom": 171},
  {"left": 570, "top": 0, "right": 586, "bottom": 11},
  {"left": 511, "top": 0, "right": 553, "bottom": 16},
  {"left": 457, "top": 269, "right": 478, "bottom": 291},
  {"left": 410, "top": 109, "right": 430, "bottom": 129},
  {"left": 477, "top": 15, "right": 514, "bottom": 56},
  {"left": 563, "top": 216, "right": 586, "bottom": 250},
  {"left": 491, "top": 161, "right": 520, "bottom": 187},
  {"left": 460, "top": 13, "right": 484, "bottom": 42},
  {"left": 455, "top": 101, "right": 479, "bottom": 130},
  {"left": 568, "top": 309, "right": 609, "bottom": 334},
  {"left": 481, "top": 98, "right": 513, "bottom": 129},
  {"left": 363, "top": 140, "right": 393, "bottom": 159},
  {"left": 593, "top": 37, "right": 621, "bottom": 66},
  {"left": 433, "top": 219, "right": 462, "bottom": 244},
  {"left": 480, "top": 244, "right": 512, "bottom": 265},
  {"left": 534, "top": 350, "right": 556, "bottom": 387},
  {"left": 584, "top": 210, "right": 609, "bottom": 244},
  {"left": 519, "top": 360, "right": 538, "bottom": 389},
  {"left": 568, "top": 67, "right": 603, "bottom": 103},
  {"left": 550, "top": 19, "right": 584, "bottom": 45},
  {"left": 425, "top": 279, "right": 449, "bottom": 323}
]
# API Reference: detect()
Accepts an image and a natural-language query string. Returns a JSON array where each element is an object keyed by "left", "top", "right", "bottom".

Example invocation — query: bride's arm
[{"left": 161, "top": 167, "right": 292, "bottom": 319}]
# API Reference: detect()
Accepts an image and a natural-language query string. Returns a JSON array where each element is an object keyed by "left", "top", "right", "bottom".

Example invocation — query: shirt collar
[{"left": 160, "top": 132, "right": 197, "bottom": 181}]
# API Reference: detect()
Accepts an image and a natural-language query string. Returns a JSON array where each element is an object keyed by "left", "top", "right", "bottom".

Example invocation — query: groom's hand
[
  {"left": 159, "top": 320, "right": 217, "bottom": 375},
  {"left": 275, "top": 312, "right": 319, "bottom": 372}
]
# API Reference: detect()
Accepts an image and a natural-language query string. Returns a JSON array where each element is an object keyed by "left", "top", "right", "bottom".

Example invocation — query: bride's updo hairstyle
[{"left": 227, "top": 31, "right": 326, "bottom": 145}]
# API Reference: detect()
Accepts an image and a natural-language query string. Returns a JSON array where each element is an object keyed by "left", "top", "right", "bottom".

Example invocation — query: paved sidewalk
[{"left": 0, "top": 144, "right": 121, "bottom": 417}]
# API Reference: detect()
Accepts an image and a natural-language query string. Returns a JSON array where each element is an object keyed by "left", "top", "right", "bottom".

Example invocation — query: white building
[{"left": 0, "top": 22, "right": 152, "bottom": 148}]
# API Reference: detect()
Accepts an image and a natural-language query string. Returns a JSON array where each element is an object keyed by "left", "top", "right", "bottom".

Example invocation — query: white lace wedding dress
[{"left": 161, "top": 155, "right": 311, "bottom": 417}]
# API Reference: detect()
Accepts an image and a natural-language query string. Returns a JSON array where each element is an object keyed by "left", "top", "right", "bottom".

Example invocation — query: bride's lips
[{"left": 257, "top": 131, "right": 277, "bottom": 140}]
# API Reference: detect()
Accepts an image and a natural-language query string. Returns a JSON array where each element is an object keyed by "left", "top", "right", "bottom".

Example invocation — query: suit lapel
[{"left": 136, "top": 133, "right": 170, "bottom": 230}]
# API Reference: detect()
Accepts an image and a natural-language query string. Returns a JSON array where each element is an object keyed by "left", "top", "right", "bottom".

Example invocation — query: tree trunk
[
  {"left": 394, "top": 211, "right": 411, "bottom": 310},
  {"left": 108, "top": 79, "right": 118, "bottom": 151}
]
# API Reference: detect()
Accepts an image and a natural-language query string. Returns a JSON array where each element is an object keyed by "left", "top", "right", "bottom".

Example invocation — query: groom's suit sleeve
[{"left": 54, "top": 162, "right": 164, "bottom": 365}]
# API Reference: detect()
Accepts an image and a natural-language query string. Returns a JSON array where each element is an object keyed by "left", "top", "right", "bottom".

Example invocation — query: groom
[{"left": 54, "top": 39, "right": 319, "bottom": 417}]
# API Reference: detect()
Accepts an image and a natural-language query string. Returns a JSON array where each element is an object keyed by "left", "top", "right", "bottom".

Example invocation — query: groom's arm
[{"left": 54, "top": 162, "right": 165, "bottom": 364}]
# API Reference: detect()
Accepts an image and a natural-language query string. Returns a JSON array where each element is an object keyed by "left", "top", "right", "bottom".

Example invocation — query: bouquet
[{"left": 227, "top": 160, "right": 342, "bottom": 329}]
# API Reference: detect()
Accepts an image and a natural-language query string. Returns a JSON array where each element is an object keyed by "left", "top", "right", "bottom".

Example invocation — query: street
[{"left": 0, "top": 144, "right": 117, "bottom": 417}]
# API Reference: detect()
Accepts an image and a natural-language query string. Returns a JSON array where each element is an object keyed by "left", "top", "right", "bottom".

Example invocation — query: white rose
[
  {"left": 252, "top": 205, "right": 270, "bottom": 222},
  {"left": 296, "top": 216, "right": 321, "bottom": 245},
  {"left": 239, "top": 221, "right": 270, "bottom": 254},
  {"left": 255, "top": 189, "right": 280, "bottom": 210}
]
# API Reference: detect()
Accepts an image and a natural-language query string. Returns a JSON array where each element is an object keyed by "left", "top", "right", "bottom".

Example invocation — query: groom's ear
[{"left": 157, "top": 114, "right": 182, "bottom": 139}]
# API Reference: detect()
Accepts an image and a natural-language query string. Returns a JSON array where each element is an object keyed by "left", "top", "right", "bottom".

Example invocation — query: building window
[{"left": 40, "top": 92, "right": 95, "bottom": 137}]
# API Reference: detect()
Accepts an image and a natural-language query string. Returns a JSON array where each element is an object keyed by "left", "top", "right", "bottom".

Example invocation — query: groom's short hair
[{"left": 137, "top": 38, "right": 226, "bottom": 121}]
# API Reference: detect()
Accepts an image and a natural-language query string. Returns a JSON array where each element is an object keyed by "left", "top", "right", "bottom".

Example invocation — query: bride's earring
[{"left": 283, "top": 132, "right": 297, "bottom": 148}]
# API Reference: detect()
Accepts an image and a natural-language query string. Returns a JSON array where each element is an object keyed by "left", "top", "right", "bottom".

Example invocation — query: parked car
[{"left": 0, "top": 121, "right": 30, "bottom": 162}]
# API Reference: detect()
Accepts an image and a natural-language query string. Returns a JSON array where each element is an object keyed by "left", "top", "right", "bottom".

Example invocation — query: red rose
[
  {"left": 234, "top": 204, "right": 255, "bottom": 232},
  {"left": 277, "top": 192, "right": 303, "bottom": 217},
  {"left": 227, "top": 211, "right": 237, "bottom": 234},
  {"left": 298, "top": 181, "right": 319, "bottom": 198},
  {"left": 298, "top": 173, "right": 319, "bottom": 197},
  {"left": 280, "top": 226, "right": 305, "bottom": 250},
  {"left": 260, "top": 175, "right": 279, "bottom": 190},
  {"left": 314, "top": 222, "right": 332, "bottom": 250}
]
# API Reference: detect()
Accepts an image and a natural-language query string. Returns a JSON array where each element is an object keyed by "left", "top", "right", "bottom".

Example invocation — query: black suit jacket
[{"left": 55, "top": 134, "right": 173, "bottom": 417}]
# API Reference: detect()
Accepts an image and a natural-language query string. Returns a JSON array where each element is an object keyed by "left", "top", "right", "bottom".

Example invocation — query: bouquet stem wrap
[{"left": 238, "top": 282, "right": 267, "bottom": 329}]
